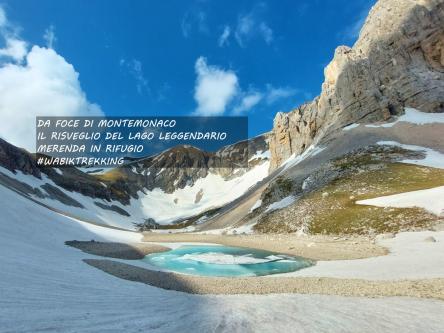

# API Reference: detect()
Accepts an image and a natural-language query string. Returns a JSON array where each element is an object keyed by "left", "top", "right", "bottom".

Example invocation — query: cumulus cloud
[
  {"left": 0, "top": 7, "right": 27, "bottom": 63},
  {"left": 0, "top": 6, "right": 102, "bottom": 151},
  {"left": 0, "top": 38, "right": 27, "bottom": 62},
  {"left": 218, "top": 26, "right": 231, "bottom": 47},
  {"left": 193, "top": 56, "right": 299, "bottom": 116},
  {"left": 193, "top": 57, "right": 239, "bottom": 116}
]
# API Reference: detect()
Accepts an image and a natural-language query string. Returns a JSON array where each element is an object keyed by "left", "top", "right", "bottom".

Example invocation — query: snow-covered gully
[{"left": 1, "top": 185, "right": 444, "bottom": 332}]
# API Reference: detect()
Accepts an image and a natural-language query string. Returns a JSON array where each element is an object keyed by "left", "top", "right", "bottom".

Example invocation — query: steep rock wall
[{"left": 270, "top": 0, "right": 444, "bottom": 169}]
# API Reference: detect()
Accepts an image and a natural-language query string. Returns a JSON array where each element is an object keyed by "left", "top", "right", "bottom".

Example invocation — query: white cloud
[
  {"left": 0, "top": 46, "right": 103, "bottom": 151},
  {"left": 235, "top": 14, "right": 254, "bottom": 47},
  {"left": 259, "top": 22, "right": 273, "bottom": 45},
  {"left": 265, "top": 85, "right": 298, "bottom": 104},
  {"left": 120, "top": 58, "right": 149, "bottom": 95},
  {"left": 181, "top": 9, "right": 208, "bottom": 38},
  {"left": 194, "top": 57, "right": 239, "bottom": 116},
  {"left": 235, "top": 15, "right": 254, "bottom": 46},
  {"left": 181, "top": 16, "right": 192, "bottom": 38},
  {"left": 0, "top": 38, "right": 27, "bottom": 62},
  {"left": 43, "top": 25, "right": 56, "bottom": 49},
  {"left": 232, "top": 92, "right": 263, "bottom": 115},
  {"left": 232, "top": 86, "right": 296, "bottom": 114},
  {"left": 0, "top": 6, "right": 27, "bottom": 63},
  {"left": 192, "top": 56, "right": 299, "bottom": 116},
  {"left": 234, "top": 6, "right": 274, "bottom": 47},
  {"left": 0, "top": 6, "right": 102, "bottom": 151},
  {"left": 218, "top": 26, "right": 231, "bottom": 47},
  {"left": 0, "top": 7, "right": 6, "bottom": 27}
]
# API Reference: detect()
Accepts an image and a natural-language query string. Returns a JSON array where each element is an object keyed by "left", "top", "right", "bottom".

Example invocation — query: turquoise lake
[{"left": 143, "top": 245, "right": 314, "bottom": 277}]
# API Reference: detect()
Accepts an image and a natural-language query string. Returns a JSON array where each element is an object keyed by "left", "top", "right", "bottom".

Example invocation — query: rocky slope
[
  {"left": 254, "top": 144, "right": 443, "bottom": 235},
  {"left": 269, "top": 0, "right": 444, "bottom": 169},
  {"left": 98, "top": 134, "right": 268, "bottom": 195},
  {"left": 0, "top": 134, "right": 270, "bottom": 228},
  {"left": 1, "top": 0, "right": 442, "bottom": 234}
]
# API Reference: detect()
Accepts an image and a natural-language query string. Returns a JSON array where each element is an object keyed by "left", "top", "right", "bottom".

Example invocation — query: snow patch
[
  {"left": 366, "top": 107, "right": 444, "bottom": 128},
  {"left": 0, "top": 166, "right": 138, "bottom": 230},
  {"left": 283, "top": 230, "right": 444, "bottom": 280},
  {"left": 0, "top": 157, "right": 269, "bottom": 227},
  {"left": 281, "top": 145, "right": 325, "bottom": 171},
  {"left": 343, "top": 123, "right": 360, "bottom": 131},
  {"left": 356, "top": 186, "right": 444, "bottom": 217},
  {"left": 138, "top": 161, "right": 270, "bottom": 224},
  {"left": 302, "top": 176, "right": 312, "bottom": 190},
  {"left": 230, "top": 223, "right": 256, "bottom": 235},
  {"left": 2, "top": 184, "right": 444, "bottom": 331},
  {"left": 195, "top": 222, "right": 257, "bottom": 235},
  {"left": 265, "top": 195, "right": 296, "bottom": 213},
  {"left": 249, "top": 150, "right": 271, "bottom": 161},
  {"left": 250, "top": 199, "right": 262, "bottom": 212},
  {"left": 377, "top": 141, "right": 444, "bottom": 169},
  {"left": 195, "top": 215, "right": 209, "bottom": 224}
]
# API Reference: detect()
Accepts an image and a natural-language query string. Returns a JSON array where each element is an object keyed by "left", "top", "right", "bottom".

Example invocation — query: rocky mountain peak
[
  {"left": 269, "top": 0, "right": 444, "bottom": 170},
  {"left": 103, "top": 134, "right": 269, "bottom": 195},
  {"left": 0, "top": 138, "right": 41, "bottom": 178}
]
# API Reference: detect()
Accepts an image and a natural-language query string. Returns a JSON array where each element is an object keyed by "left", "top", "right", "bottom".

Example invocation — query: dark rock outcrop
[
  {"left": 98, "top": 134, "right": 269, "bottom": 195},
  {"left": 0, "top": 133, "right": 269, "bottom": 207}
]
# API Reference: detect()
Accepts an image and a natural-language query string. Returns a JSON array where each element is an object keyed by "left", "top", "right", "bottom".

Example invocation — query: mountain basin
[{"left": 143, "top": 245, "right": 314, "bottom": 277}]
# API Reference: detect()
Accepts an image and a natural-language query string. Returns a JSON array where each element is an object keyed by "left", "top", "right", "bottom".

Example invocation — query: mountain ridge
[
  {"left": 269, "top": 0, "right": 444, "bottom": 169},
  {"left": 0, "top": 0, "right": 443, "bottom": 233}
]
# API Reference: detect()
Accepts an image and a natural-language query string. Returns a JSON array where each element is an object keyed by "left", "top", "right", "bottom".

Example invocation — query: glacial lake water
[{"left": 143, "top": 245, "right": 314, "bottom": 277}]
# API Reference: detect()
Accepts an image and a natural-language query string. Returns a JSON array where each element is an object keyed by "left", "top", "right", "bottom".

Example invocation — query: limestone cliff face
[{"left": 269, "top": 0, "right": 444, "bottom": 169}]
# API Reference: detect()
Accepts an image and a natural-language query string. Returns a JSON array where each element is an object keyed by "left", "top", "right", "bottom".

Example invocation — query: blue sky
[{"left": 0, "top": 0, "right": 375, "bottom": 149}]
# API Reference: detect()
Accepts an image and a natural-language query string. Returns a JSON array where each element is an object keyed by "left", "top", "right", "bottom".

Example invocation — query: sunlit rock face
[{"left": 269, "top": 0, "right": 444, "bottom": 170}]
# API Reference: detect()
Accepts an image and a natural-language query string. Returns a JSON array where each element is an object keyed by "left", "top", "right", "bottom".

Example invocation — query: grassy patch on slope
[
  {"left": 307, "top": 163, "right": 443, "bottom": 234},
  {"left": 255, "top": 148, "right": 444, "bottom": 235}
]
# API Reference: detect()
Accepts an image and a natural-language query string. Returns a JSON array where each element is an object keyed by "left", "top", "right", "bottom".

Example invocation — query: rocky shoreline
[
  {"left": 66, "top": 240, "right": 169, "bottom": 259},
  {"left": 141, "top": 233, "right": 387, "bottom": 261},
  {"left": 84, "top": 258, "right": 444, "bottom": 299},
  {"left": 67, "top": 230, "right": 444, "bottom": 299}
]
